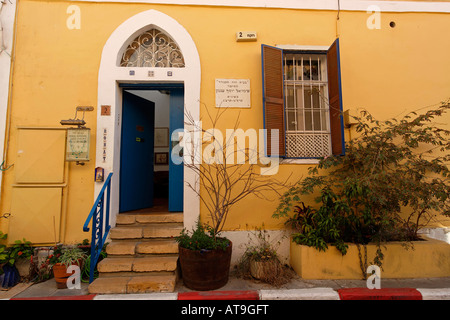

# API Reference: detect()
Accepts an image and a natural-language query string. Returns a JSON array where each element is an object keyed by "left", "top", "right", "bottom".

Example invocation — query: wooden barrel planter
[
  {"left": 52, "top": 261, "right": 82, "bottom": 289},
  {"left": 178, "top": 241, "right": 232, "bottom": 291}
]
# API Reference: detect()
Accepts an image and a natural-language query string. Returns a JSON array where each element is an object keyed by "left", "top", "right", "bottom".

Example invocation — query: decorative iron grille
[
  {"left": 286, "top": 133, "right": 331, "bottom": 158},
  {"left": 120, "top": 29, "right": 185, "bottom": 68}
]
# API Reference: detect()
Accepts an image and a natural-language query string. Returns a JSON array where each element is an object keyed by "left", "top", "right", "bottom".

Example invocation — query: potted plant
[
  {"left": 176, "top": 222, "right": 232, "bottom": 290},
  {"left": 176, "top": 110, "right": 290, "bottom": 290},
  {"left": 8, "top": 239, "right": 34, "bottom": 280},
  {"left": 49, "top": 245, "right": 87, "bottom": 289},
  {"left": 236, "top": 228, "right": 290, "bottom": 286}
]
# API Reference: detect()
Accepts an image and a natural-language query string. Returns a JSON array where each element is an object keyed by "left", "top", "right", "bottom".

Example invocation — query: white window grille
[
  {"left": 120, "top": 28, "right": 185, "bottom": 68},
  {"left": 283, "top": 53, "right": 331, "bottom": 158}
]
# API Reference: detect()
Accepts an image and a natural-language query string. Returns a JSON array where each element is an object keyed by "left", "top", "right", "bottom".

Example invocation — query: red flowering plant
[
  {"left": 46, "top": 244, "right": 63, "bottom": 266},
  {"left": 5, "top": 238, "right": 34, "bottom": 266}
]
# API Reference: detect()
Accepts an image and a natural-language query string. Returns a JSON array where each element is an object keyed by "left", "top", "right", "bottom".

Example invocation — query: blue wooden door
[
  {"left": 120, "top": 91, "right": 155, "bottom": 212},
  {"left": 169, "top": 88, "right": 184, "bottom": 212}
]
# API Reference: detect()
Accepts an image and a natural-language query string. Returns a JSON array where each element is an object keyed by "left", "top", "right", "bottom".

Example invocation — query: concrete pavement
[{"left": 3, "top": 272, "right": 450, "bottom": 300}]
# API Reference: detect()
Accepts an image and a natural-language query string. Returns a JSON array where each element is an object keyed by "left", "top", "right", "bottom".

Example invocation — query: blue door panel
[{"left": 120, "top": 91, "right": 155, "bottom": 212}]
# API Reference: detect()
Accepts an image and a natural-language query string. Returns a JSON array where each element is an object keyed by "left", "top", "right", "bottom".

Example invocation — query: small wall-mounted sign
[
  {"left": 236, "top": 31, "right": 257, "bottom": 42},
  {"left": 66, "top": 128, "right": 90, "bottom": 161},
  {"left": 101, "top": 105, "right": 111, "bottom": 116},
  {"left": 215, "top": 79, "right": 251, "bottom": 108},
  {"left": 102, "top": 128, "right": 107, "bottom": 163}
]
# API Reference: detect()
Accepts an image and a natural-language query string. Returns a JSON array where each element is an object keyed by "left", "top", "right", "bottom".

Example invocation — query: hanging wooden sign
[{"left": 66, "top": 128, "right": 90, "bottom": 161}]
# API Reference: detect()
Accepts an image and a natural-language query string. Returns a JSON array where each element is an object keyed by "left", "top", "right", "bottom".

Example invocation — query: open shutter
[
  {"left": 327, "top": 38, "right": 345, "bottom": 155},
  {"left": 262, "top": 45, "right": 285, "bottom": 157}
]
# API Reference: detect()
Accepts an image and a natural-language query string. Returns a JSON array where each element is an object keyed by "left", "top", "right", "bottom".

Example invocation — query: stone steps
[
  {"left": 116, "top": 212, "right": 183, "bottom": 224},
  {"left": 106, "top": 239, "right": 179, "bottom": 255},
  {"left": 110, "top": 223, "right": 183, "bottom": 240},
  {"left": 97, "top": 255, "right": 178, "bottom": 273},
  {"left": 88, "top": 274, "right": 177, "bottom": 294},
  {"left": 88, "top": 211, "right": 182, "bottom": 295}
]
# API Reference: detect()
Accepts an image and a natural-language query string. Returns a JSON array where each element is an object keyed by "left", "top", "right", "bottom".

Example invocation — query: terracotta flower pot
[
  {"left": 52, "top": 260, "right": 82, "bottom": 289},
  {"left": 178, "top": 241, "right": 232, "bottom": 291}
]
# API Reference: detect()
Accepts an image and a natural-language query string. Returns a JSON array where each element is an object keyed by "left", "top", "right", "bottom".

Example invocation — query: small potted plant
[
  {"left": 176, "top": 222, "right": 232, "bottom": 291},
  {"left": 238, "top": 228, "right": 287, "bottom": 285},
  {"left": 9, "top": 239, "right": 34, "bottom": 280},
  {"left": 49, "top": 245, "right": 86, "bottom": 289}
]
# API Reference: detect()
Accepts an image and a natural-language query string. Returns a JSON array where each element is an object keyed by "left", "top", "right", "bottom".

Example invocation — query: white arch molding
[{"left": 96, "top": 9, "right": 200, "bottom": 230}]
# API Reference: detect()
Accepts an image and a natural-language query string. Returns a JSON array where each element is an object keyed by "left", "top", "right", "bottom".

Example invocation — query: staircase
[{"left": 88, "top": 211, "right": 183, "bottom": 294}]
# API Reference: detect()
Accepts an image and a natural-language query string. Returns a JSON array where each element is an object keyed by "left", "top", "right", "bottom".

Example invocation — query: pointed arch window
[{"left": 120, "top": 28, "right": 185, "bottom": 68}]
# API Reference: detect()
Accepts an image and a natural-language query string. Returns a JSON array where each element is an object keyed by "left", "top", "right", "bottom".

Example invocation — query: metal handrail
[{"left": 83, "top": 172, "right": 113, "bottom": 283}]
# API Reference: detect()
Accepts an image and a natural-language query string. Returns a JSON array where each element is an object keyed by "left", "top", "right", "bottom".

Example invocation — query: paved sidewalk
[{"left": 4, "top": 272, "right": 450, "bottom": 300}]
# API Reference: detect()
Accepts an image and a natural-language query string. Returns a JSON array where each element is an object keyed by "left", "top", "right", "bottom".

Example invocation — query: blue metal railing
[{"left": 83, "top": 172, "right": 113, "bottom": 284}]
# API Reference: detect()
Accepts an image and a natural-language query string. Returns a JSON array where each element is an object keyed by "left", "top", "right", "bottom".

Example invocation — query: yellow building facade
[{"left": 0, "top": 0, "right": 449, "bottom": 265}]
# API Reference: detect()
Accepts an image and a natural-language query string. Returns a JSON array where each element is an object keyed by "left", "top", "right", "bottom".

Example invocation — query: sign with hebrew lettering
[
  {"left": 215, "top": 79, "right": 250, "bottom": 108},
  {"left": 66, "top": 128, "right": 90, "bottom": 161}
]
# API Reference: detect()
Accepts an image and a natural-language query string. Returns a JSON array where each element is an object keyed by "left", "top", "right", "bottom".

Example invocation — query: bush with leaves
[
  {"left": 274, "top": 101, "right": 450, "bottom": 274},
  {"left": 175, "top": 221, "right": 230, "bottom": 251},
  {"left": 0, "top": 232, "right": 8, "bottom": 270},
  {"left": 5, "top": 238, "right": 34, "bottom": 267}
]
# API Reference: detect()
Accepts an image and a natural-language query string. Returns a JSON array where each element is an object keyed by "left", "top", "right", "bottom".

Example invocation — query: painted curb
[
  {"left": 93, "top": 292, "right": 178, "bottom": 300},
  {"left": 178, "top": 290, "right": 259, "bottom": 300},
  {"left": 417, "top": 288, "right": 450, "bottom": 300},
  {"left": 337, "top": 288, "right": 422, "bottom": 300},
  {"left": 5, "top": 288, "right": 450, "bottom": 300},
  {"left": 10, "top": 294, "right": 97, "bottom": 300},
  {"left": 259, "top": 288, "right": 340, "bottom": 300}
]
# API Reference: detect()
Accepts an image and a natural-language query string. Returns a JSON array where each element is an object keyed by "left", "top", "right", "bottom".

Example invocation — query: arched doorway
[{"left": 96, "top": 10, "right": 200, "bottom": 229}]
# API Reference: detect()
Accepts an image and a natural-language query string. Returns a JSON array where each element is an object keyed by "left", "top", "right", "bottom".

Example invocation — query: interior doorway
[{"left": 119, "top": 84, "right": 184, "bottom": 214}]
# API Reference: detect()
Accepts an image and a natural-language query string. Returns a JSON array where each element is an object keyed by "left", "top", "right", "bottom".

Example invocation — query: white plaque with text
[
  {"left": 215, "top": 79, "right": 250, "bottom": 108},
  {"left": 66, "top": 128, "right": 90, "bottom": 161}
]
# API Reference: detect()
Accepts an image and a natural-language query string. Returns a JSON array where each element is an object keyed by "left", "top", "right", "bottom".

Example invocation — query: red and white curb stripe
[
  {"left": 8, "top": 288, "right": 450, "bottom": 300},
  {"left": 93, "top": 288, "right": 450, "bottom": 300}
]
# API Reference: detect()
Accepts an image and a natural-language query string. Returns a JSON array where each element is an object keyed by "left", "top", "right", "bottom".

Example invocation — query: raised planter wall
[{"left": 290, "top": 237, "right": 450, "bottom": 279}]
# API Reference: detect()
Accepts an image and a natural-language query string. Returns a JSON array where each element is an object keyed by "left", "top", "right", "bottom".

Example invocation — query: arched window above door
[{"left": 120, "top": 28, "right": 185, "bottom": 68}]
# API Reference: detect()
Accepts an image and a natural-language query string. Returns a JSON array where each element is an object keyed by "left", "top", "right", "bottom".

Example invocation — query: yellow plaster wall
[
  {"left": 1, "top": 1, "right": 449, "bottom": 244},
  {"left": 290, "top": 237, "right": 450, "bottom": 279}
]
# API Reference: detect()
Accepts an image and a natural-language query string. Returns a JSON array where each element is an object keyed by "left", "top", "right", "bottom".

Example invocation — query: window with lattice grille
[
  {"left": 283, "top": 53, "right": 331, "bottom": 158},
  {"left": 262, "top": 40, "right": 345, "bottom": 159}
]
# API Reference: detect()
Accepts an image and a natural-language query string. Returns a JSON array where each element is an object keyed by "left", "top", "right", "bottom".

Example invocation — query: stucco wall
[{"left": 1, "top": 0, "right": 449, "bottom": 245}]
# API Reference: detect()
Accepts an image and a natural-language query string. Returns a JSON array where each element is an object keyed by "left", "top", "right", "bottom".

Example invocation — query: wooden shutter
[
  {"left": 327, "top": 38, "right": 345, "bottom": 155},
  {"left": 262, "top": 45, "right": 285, "bottom": 157}
]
